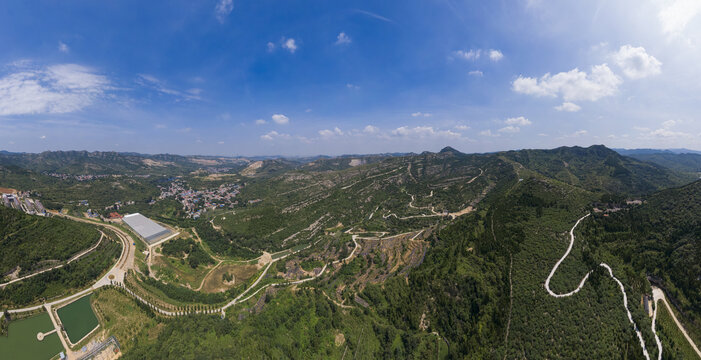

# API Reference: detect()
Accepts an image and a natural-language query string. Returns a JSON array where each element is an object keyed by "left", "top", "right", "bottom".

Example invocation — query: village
[{"left": 158, "top": 179, "right": 240, "bottom": 218}]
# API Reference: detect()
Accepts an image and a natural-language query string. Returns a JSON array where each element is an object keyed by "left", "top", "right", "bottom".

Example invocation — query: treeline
[
  {"left": 122, "top": 288, "right": 442, "bottom": 359},
  {"left": 0, "top": 206, "right": 100, "bottom": 276},
  {"left": 140, "top": 276, "right": 229, "bottom": 304}
]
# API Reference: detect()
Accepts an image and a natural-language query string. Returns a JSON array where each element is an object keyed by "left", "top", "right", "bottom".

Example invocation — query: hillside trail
[
  {"left": 545, "top": 214, "right": 662, "bottom": 360},
  {"left": 652, "top": 286, "right": 701, "bottom": 358}
]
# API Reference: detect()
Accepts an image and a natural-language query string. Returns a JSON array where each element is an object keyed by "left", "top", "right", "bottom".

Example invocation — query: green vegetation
[
  {"left": 123, "top": 288, "right": 444, "bottom": 359},
  {"left": 0, "top": 206, "right": 100, "bottom": 277},
  {"left": 0, "top": 312, "right": 63, "bottom": 360},
  {"left": 91, "top": 287, "right": 159, "bottom": 354},
  {"left": 0, "top": 238, "right": 120, "bottom": 307},
  {"left": 56, "top": 294, "right": 99, "bottom": 344},
  {"left": 655, "top": 302, "right": 699, "bottom": 360},
  {"left": 161, "top": 238, "right": 214, "bottom": 269},
  {"left": 3, "top": 145, "right": 699, "bottom": 359}
]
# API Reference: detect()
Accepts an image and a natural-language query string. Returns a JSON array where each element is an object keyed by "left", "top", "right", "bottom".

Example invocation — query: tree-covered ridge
[
  {"left": 582, "top": 179, "right": 701, "bottom": 339},
  {"left": 501, "top": 145, "right": 694, "bottom": 195},
  {"left": 0, "top": 206, "right": 100, "bottom": 276}
]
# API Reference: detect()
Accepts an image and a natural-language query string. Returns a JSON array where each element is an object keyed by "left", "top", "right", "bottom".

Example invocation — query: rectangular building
[{"left": 122, "top": 213, "right": 172, "bottom": 245}]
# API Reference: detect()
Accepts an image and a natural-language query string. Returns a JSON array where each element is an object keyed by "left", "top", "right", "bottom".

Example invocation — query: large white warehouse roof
[{"left": 123, "top": 213, "right": 172, "bottom": 245}]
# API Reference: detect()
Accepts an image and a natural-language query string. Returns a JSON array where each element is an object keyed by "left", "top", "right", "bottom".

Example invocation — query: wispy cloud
[
  {"left": 335, "top": 32, "right": 351, "bottom": 45},
  {"left": 554, "top": 102, "right": 581, "bottom": 112},
  {"left": 0, "top": 63, "right": 110, "bottom": 116},
  {"left": 354, "top": 9, "right": 394, "bottom": 23},
  {"left": 452, "top": 48, "right": 504, "bottom": 62},
  {"left": 215, "top": 0, "right": 234, "bottom": 23},
  {"left": 282, "top": 38, "right": 298, "bottom": 53},
  {"left": 137, "top": 74, "right": 201, "bottom": 100},
  {"left": 411, "top": 112, "right": 432, "bottom": 117},
  {"left": 261, "top": 130, "right": 290, "bottom": 141},
  {"left": 58, "top": 41, "right": 70, "bottom": 53}
]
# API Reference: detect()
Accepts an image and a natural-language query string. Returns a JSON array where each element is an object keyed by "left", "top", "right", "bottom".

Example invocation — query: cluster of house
[
  {"left": 592, "top": 199, "right": 644, "bottom": 215},
  {"left": 158, "top": 180, "right": 240, "bottom": 219},
  {"left": 44, "top": 172, "right": 151, "bottom": 181},
  {"left": 1, "top": 189, "right": 47, "bottom": 216},
  {"left": 45, "top": 172, "right": 112, "bottom": 181}
]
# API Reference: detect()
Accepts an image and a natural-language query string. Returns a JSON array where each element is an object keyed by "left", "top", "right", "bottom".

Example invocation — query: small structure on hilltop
[{"left": 122, "top": 213, "right": 173, "bottom": 245}]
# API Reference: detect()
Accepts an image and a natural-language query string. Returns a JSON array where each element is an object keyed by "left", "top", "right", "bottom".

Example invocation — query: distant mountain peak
[{"left": 439, "top": 146, "right": 461, "bottom": 154}]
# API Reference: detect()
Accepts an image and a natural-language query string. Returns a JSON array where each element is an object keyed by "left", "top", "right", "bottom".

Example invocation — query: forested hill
[
  {"left": 582, "top": 179, "right": 701, "bottom": 343},
  {"left": 0, "top": 150, "right": 250, "bottom": 175},
  {"left": 500, "top": 145, "right": 694, "bottom": 195},
  {"left": 0, "top": 206, "right": 100, "bottom": 277},
  {"left": 625, "top": 152, "right": 701, "bottom": 176}
]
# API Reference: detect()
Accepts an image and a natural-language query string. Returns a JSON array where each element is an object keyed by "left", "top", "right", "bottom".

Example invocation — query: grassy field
[
  {"left": 151, "top": 252, "right": 214, "bottom": 289},
  {"left": 0, "top": 312, "right": 63, "bottom": 360},
  {"left": 91, "top": 287, "right": 159, "bottom": 353},
  {"left": 656, "top": 302, "right": 700, "bottom": 359},
  {"left": 201, "top": 263, "right": 259, "bottom": 293},
  {"left": 56, "top": 294, "right": 99, "bottom": 344}
]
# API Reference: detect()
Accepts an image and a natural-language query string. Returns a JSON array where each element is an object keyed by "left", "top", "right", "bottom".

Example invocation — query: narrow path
[
  {"left": 0, "top": 231, "right": 105, "bottom": 288},
  {"left": 652, "top": 286, "right": 701, "bottom": 358},
  {"left": 545, "top": 214, "right": 659, "bottom": 360}
]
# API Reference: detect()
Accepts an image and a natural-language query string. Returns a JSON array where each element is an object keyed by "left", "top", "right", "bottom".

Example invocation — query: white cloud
[
  {"left": 267, "top": 42, "right": 276, "bottom": 52},
  {"left": 215, "top": 0, "right": 234, "bottom": 23},
  {"left": 640, "top": 120, "right": 692, "bottom": 138},
  {"left": 155, "top": 124, "right": 167, "bottom": 129},
  {"left": 346, "top": 83, "right": 360, "bottom": 89},
  {"left": 411, "top": 112, "right": 432, "bottom": 117},
  {"left": 261, "top": 130, "right": 290, "bottom": 141},
  {"left": 489, "top": 49, "right": 504, "bottom": 61},
  {"left": 255, "top": 119, "right": 266, "bottom": 125},
  {"left": 391, "top": 126, "right": 460, "bottom": 139},
  {"left": 282, "top": 38, "right": 298, "bottom": 53},
  {"left": 0, "top": 63, "right": 110, "bottom": 116},
  {"left": 572, "top": 130, "right": 588, "bottom": 137},
  {"left": 40, "top": 135, "right": 46, "bottom": 139},
  {"left": 658, "top": 0, "right": 701, "bottom": 37},
  {"left": 454, "top": 125, "right": 470, "bottom": 130},
  {"left": 612, "top": 45, "right": 662, "bottom": 80},
  {"left": 498, "top": 125, "right": 520, "bottom": 133},
  {"left": 505, "top": 116, "right": 531, "bottom": 126},
  {"left": 512, "top": 64, "right": 621, "bottom": 102},
  {"left": 554, "top": 102, "right": 582, "bottom": 112},
  {"left": 479, "top": 129, "right": 499, "bottom": 137},
  {"left": 217, "top": 141, "right": 225, "bottom": 144},
  {"left": 137, "top": 74, "right": 200, "bottom": 100},
  {"left": 453, "top": 49, "right": 503, "bottom": 62},
  {"left": 335, "top": 32, "right": 351, "bottom": 45},
  {"left": 58, "top": 42, "right": 70, "bottom": 53},
  {"left": 319, "top": 127, "right": 344, "bottom": 138},
  {"left": 453, "top": 49, "right": 481, "bottom": 60},
  {"left": 468, "top": 70, "right": 483, "bottom": 77},
  {"left": 271, "top": 114, "right": 289, "bottom": 124},
  {"left": 363, "top": 125, "right": 379, "bottom": 134}
]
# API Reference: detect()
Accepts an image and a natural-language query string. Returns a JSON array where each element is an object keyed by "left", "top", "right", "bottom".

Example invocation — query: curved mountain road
[{"left": 545, "top": 214, "right": 662, "bottom": 360}]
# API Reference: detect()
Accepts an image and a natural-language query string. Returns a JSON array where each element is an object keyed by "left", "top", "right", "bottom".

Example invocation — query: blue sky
[{"left": 0, "top": 0, "right": 700, "bottom": 156}]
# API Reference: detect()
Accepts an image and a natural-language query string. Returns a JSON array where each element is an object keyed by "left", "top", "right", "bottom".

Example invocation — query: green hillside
[{"left": 0, "top": 206, "right": 100, "bottom": 277}]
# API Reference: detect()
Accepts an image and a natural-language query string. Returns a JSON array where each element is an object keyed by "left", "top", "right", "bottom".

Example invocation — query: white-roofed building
[{"left": 122, "top": 213, "right": 172, "bottom": 245}]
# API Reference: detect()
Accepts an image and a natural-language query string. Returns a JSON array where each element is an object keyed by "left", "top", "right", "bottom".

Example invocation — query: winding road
[
  {"left": 652, "top": 286, "right": 701, "bottom": 358},
  {"left": 545, "top": 214, "right": 662, "bottom": 360}
]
